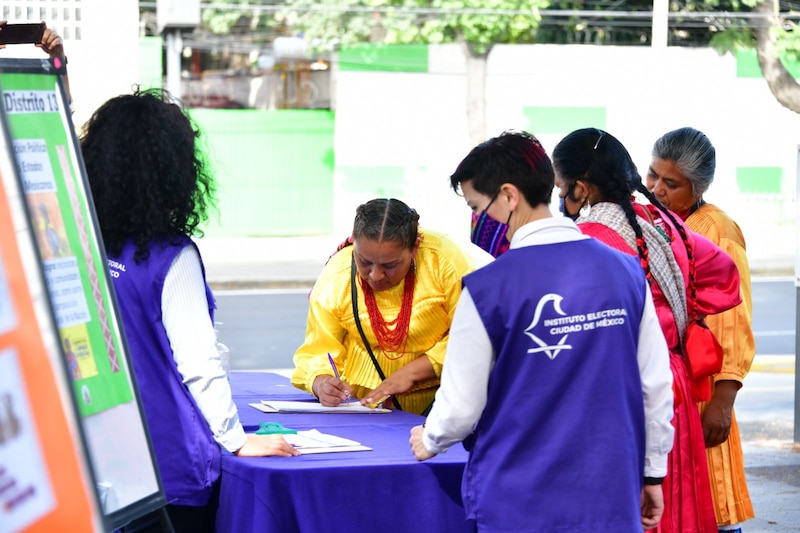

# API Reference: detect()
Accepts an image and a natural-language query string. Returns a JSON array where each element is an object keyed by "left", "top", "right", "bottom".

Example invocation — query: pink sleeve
[{"left": 690, "top": 231, "right": 741, "bottom": 317}]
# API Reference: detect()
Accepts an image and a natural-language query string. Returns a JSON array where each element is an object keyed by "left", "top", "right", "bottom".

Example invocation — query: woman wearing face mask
[
  {"left": 292, "top": 198, "right": 477, "bottom": 415},
  {"left": 469, "top": 194, "right": 510, "bottom": 257},
  {"left": 552, "top": 128, "right": 741, "bottom": 533},
  {"left": 648, "top": 127, "right": 755, "bottom": 533},
  {"left": 417, "top": 129, "right": 676, "bottom": 532}
]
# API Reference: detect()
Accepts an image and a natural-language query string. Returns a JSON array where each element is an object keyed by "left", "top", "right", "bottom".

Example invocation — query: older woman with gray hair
[{"left": 647, "top": 127, "right": 755, "bottom": 533}]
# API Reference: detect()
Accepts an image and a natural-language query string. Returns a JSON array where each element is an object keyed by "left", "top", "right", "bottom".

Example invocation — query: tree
[
  {"left": 149, "top": 1, "right": 800, "bottom": 117},
  {"left": 273, "top": 0, "right": 549, "bottom": 145},
  {"left": 749, "top": 0, "right": 800, "bottom": 112},
  {"left": 536, "top": 0, "right": 800, "bottom": 113},
  {"left": 705, "top": 0, "right": 800, "bottom": 113}
]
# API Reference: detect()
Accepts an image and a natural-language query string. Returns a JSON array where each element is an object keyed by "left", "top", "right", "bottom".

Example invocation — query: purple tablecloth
[{"left": 216, "top": 371, "right": 472, "bottom": 533}]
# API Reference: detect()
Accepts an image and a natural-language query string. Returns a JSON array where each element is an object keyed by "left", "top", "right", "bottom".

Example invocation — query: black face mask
[{"left": 559, "top": 185, "right": 580, "bottom": 221}]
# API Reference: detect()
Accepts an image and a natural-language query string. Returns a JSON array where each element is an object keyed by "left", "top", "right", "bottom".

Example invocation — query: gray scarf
[{"left": 579, "top": 202, "right": 688, "bottom": 345}]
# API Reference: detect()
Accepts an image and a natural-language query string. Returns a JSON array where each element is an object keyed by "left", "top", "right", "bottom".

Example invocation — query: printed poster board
[
  {"left": 0, "top": 58, "right": 166, "bottom": 529},
  {"left": 0, "top": 113, "right": 103, "bottom": 533}
]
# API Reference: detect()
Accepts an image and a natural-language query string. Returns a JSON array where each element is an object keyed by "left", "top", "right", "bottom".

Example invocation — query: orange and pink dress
[{"left": 579, "top": 201, "right": 740, "bottom": 533}]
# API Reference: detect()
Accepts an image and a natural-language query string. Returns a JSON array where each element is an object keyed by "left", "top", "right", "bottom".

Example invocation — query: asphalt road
[{"left": 215, "top": 278, "right": 797, "bottom": 371}]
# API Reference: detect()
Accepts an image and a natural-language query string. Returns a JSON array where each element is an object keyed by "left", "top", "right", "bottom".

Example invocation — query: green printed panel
[
  {"left": 736, "top": 166, "right": 782, "bottom": 194},
  {"left": 138, "top": 36, "right": 163, "bottom": 90},
  {"left": 1, "top": 71, "right": 133, "bottom": 416},
  {"left": 339, "top": 44, "right": 428, "bottom": 72},
  {"left": 522, "top": 106, "right": 606, "bottom": 134},
  {"left": 339, "top": 166, "right": 407, "bottom": 198},
  {"left": 189, "top": 109, "right": 335, "bottom": 236},
  {"left": 736, "top": 49, "right": 800, "bottom": 78}
]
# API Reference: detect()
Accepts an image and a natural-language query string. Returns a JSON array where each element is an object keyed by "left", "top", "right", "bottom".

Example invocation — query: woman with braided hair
[
  {"left": 292, "top": 198, "right": 477, "bottom": 415},
  {"left": 552, "top": 128, "right": 741, "bottom": 533}
]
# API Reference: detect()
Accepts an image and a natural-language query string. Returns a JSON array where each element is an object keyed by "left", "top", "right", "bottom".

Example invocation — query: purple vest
[
  {"left": 461, "top": 239, "right": 647, "bottom": 532},
  {"left": 109, "top": 236, "right": 220, "bottom": 506}
]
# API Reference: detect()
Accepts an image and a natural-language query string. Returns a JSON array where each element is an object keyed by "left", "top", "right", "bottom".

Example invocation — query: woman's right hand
[
  {"left": 235, "top": 434, "right": 300, "bottom": 457},
  {"left": 312, "top": 375, "right": 354, "bottom": 406}
]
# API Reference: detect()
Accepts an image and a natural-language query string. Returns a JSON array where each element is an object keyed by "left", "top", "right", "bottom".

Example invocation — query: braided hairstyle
[
  {"left": 329, "top": 199, "right": 420, "bottom": 260},
  {"left": 632, "top": 178, "right": 697, "bottom": 300},
  {"left": 552, "top": 128, "right": 653, "bottom": 281},
  {"left": 352, "top": 198, "right": 420, "bottom": 250}
]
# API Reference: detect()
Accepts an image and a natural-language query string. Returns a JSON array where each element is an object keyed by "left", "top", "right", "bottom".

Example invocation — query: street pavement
[{"left": 196, "top": 234, "right": 800, "bottom": 532}]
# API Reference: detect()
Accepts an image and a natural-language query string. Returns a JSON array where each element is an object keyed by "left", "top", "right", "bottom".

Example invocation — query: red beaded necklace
[{"left": 358, "top": 264, "right": 416, "bottom": 359}]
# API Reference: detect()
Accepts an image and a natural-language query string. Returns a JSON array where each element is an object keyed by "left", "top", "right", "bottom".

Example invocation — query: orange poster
[{"left": 0, "top": 166, "right": 102, "bottom": 530}]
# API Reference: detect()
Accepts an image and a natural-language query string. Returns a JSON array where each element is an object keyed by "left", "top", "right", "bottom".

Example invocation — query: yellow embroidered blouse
[{"left": 291, "top": 229, "right": 476, "bottom": 414}]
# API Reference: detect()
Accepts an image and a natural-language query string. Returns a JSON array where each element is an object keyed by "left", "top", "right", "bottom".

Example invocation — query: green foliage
[
  {"left": 775, "top": 22, "right": 800, "bottom": 62},
  {"left": 704, "top": 2, "right": 800, "bottom": 61},
  {"left": 709, "top": 27, "right": 755, "bottom": 55},
  {"left": 275, "top": 0, "right": 549, "bottom": 57},
  {"left": 192, "top": 0, "right": 800, "bottom": 55},
  {"left": 202, "top": 5, "right": 248, "bottom": 33}
]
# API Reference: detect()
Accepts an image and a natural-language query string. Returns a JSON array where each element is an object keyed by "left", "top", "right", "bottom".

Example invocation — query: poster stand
[
  {"left": 0, "top": 100, "right": 103, "bottom": 533},
  {"left": 0, "top": 58, "right": 170, "bottom": 530}
]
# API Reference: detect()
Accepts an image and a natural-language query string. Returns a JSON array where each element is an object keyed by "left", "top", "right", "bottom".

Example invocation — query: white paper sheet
[
  {"left": 284, "top": 429, "right": 372, "bottom": 454},
  {"left": 249, "top": 400, "right": 390, "bottom": 414}
]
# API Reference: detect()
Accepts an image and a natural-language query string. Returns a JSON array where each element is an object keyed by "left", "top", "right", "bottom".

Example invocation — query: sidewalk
[
  {"left": 197, "top": 235, "right": 800, "bottom": 531},
  {"left": 736, "top": 368, "right": 800, "bottom": 532},
  {"left": 197, "top": 236, "right": 332, "bottom": 289},
  {"left": 196, "top": 234, "right": 796, "bottom": 289}
]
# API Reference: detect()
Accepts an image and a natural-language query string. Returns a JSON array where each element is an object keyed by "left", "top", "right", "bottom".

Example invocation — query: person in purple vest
[
  {"left": 81, "top": 88, "right": 299, "bottom": 533},
  {"left": 409, "top": 130, "right": 675, "bottom": 532}
]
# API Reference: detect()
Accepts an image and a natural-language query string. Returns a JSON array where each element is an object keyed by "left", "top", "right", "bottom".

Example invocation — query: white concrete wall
[
  {"left": 4, "top": 10, "right": 794, "bottom": 267},
  {"left": 334, "top": 43, "right": 798, "bottom": 268},
  {"left": 4, "top": 0, "right": 141, "bottom": 129}
]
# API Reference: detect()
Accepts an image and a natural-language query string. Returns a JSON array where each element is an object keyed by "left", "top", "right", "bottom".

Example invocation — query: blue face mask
[
  {"left": 471, "top": 210, "right": 509, "bottom": 258},
  {"left": 559, "top": 184, "right": 581, "bottom": 221},
  {"left": 559, "top": 197, "right": 579, "bottom": 221}
]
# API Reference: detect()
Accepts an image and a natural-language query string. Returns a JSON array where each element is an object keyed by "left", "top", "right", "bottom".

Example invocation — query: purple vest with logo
[
  {"left": 109, "top": 236, "right": 220, "bottom": 506},
  {"left": 461, "top": 239, "right": 648, "bottom": 532}
]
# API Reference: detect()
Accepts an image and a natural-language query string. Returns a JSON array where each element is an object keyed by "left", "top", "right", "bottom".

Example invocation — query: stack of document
[
  {"left": 284, "top": 429, "right": 371, "bottom": 454},
  {"left": 250, "top": 400, "right": 390, "bottom": 414}
]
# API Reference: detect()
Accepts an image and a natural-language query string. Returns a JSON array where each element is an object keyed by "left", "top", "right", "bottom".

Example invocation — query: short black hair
[{"left": 450, "top": 130, "right": 554, "bottom": 207}]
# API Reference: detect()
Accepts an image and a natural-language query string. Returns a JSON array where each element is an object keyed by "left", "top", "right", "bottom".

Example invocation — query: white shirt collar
[{"left": 509, "top": 215, "right": 588, "bottom": 249}]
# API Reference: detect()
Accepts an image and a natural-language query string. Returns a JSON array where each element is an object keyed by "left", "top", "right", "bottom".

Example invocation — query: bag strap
[{"left": 351, "top": 256, "right": 403, "bottom": 411}]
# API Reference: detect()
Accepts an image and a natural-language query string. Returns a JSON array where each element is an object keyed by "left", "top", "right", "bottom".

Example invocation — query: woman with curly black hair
[
  {"left": 81, "top": 88, "right": 298, "bottom": 532},
  {"left": 552, "top": 128, "right": 740, "bottom": 533}
]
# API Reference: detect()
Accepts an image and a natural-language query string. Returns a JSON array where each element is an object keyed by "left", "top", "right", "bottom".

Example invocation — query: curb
[
  {"left": 750, "top": 355, "right": 796, "bottom": 374},
  {"left": 209, "top": 280, "right": 314, "bottom": 291}
]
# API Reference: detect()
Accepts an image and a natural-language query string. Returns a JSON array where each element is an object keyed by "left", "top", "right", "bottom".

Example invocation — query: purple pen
[{"left": 327, "top": 352, "right": 353, "bottom": 402}]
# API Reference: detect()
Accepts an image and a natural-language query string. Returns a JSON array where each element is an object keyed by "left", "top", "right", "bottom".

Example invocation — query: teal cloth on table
[{"left": 255, "top": 421, "right": 297, "bottom": 435}]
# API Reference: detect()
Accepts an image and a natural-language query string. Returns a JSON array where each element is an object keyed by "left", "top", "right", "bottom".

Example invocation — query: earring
[{"left": 579, "top": 199, "right": 591, "bottom": 218}]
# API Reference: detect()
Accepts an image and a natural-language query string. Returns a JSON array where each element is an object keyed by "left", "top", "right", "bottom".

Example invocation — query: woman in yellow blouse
[
  {"left": 647, "top": 127, "right": 755, "bottom": 533},
  {"left": 292, "top": 198, "right": 476, "bottom": 415}
]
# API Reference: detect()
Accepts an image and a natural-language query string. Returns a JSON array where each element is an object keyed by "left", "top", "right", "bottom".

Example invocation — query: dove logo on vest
[{"left": 524, "top": 293, "right": 628, "bottom": 360}]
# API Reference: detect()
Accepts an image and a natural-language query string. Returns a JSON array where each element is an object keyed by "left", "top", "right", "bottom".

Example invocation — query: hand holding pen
[{"left": 311, "top": 353, "right": 355, "bottom": 406}]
